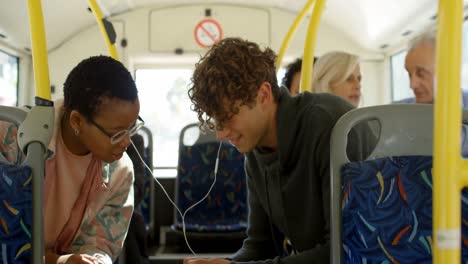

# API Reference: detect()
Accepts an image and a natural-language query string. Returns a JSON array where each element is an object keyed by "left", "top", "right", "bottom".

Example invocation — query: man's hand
[{"left": 183, "top": 258, "right": 230, "bottom": 264}]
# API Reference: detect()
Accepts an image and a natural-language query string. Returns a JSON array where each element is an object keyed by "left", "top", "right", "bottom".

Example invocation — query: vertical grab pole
[
  {"left": 87, "top": 0, "right": 119, "bottom": 60},
  {"left": 27, "top": 0, "right": 51, "bottom": 102},
  {"left": 433, "top": 0, "right": 463, "bottom": 263},
  {"left": 27, "top": 0, "right": 51, "bottom": 263},
  {"left": 300, "top": 0, "right": 325, "bottom": 92},
  {"left": 276, "top": 0, "right": 316, "bottom": 73}
]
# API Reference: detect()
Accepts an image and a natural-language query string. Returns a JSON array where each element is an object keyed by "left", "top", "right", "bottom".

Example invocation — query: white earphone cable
[{"left": 130, "top": 139, "right": 222, "bottom": 256}]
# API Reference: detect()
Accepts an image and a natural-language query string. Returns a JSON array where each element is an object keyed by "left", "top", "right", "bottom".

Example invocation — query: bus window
[
  {"left": 462, "top": 21, "right": 468, "bottom": 91},
  {"left": 391, "top": 50, "right": 412, "bottom": 102},
  {"left": 135, "top": 68, "right": 197, "bottom": 177},
  {"left": 277, "top": 67, "right": 286, "bottom": 87},
  {"left": 0, "top": 50, "right": 18, "bottom": 106}
]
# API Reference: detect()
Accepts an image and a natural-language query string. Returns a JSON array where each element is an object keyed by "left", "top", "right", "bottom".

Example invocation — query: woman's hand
[
  {"left": 64, "top": 254, "right": 101, "bottom": 264},
  {"left": 183, "top": 258, "right": 230, "bottom": 264},
  {"left": 45, "top": 250, "right": 103, "bottom": 264}
]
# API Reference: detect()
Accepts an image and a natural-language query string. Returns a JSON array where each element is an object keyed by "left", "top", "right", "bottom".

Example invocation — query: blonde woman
[{"left": 312, "top": 51, "right": 361, "bottom": 107}]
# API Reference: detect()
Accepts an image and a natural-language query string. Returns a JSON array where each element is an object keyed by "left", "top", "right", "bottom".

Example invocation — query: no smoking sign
[{"left": 194, "top": 18, "right": 223, "bottom": 48}]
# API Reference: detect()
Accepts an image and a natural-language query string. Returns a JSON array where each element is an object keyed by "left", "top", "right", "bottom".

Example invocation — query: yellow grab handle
[
  {"left": 433, "top": 0, "right": 463, "bottom": 263},
  {"left": 300, "top": 0, "right": 325, "bottom": 92},
  {"left": 88, "top": 0, "right": 119, "bottom": 60},
  {"left": 27, "top": 0, "right": 51, "bottom": 101},
  {"left": 276, "top": 0, "right": 316, "bottom": 73}
]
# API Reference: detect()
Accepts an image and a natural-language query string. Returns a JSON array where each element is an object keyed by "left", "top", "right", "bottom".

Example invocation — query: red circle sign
[{"left": 194, "top": 18, "right": 223, "bottom": 48}]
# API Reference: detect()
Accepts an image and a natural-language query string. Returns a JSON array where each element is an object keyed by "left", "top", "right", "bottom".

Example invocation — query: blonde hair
[{"left": 312, "top": 51, "right": 360, "bottom": 93}]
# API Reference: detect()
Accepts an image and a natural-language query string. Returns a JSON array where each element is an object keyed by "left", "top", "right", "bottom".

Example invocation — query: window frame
[{"left": 0, "top": 48, "right": 20, "bottom": 107}]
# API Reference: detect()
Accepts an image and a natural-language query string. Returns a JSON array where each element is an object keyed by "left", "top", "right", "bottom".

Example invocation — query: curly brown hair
[{"left": 188, "top": 37, "right": 280, "bottom": 130}]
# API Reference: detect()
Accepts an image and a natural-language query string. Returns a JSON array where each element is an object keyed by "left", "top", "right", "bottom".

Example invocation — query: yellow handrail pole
[
  {"left": 433, "top": 0, "right": 463, "bottom": 263},
  {"left": 27, "top": 0, "right": 51, "bottom": 102},
  {"left": 87, "top": 0, "right": 119, "bottom": 60},
  {"left": 276, "top": 0, "right": 315, "bottom": 72},
  {"left": 300, "top": 0, "right": 325, "bottom": 92},
  {"left": 27, "top": 1, "right": 51, "bottom": 263},
  {"left": 461, "top": 160, "right": 468, "bottom": 187}
]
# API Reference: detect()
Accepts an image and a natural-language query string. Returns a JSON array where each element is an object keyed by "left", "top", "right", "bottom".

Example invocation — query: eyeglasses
[{"left": 90, "top": 116, "right": 145, "bottom": 145}]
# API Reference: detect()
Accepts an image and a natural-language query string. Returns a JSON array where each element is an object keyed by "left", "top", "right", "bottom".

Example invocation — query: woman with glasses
[{"left": 0, "top": 55, "right": 142, "bottom": 264}]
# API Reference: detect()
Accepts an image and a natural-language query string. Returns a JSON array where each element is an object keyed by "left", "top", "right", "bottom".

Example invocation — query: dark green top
[{"left": 232, "top": 88, "right": 374, "bottom": 264}]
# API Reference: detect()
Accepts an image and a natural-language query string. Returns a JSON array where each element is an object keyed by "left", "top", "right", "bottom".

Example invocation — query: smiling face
[
  {"left": 330, "top": 64, "right": 362, "bottom": 107},
  {"left": 214, "top": 83, "right": 277, "bottom": 153},
  {"left": 215, "top": 103, "right": 266, "bottom": 153},
  {"left": 70, "top": 97, "right": 140, "bottom": 163}
]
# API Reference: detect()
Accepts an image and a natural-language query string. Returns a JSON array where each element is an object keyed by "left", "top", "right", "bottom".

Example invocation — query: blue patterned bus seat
[
  {"left": 341, "top": 156, "right": 468, "bottom": 263},
  {"left": 0, "top": 162, "right": 32, "bottom": 264},
  {"left": 174, "top": 142, "right": 247, "bottom": 232}
]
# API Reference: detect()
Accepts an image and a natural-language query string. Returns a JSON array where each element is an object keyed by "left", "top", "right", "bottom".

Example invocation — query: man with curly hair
[{"left": 185, "top": 38, "right": 372, "bottom": 264}]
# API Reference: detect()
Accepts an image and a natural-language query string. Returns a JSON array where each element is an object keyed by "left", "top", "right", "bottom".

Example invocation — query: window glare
[
  {"left": 462, "top": 21, "right": 468, "bottom": 91},
  {"left": 391, "top": 50, "right": 412, "bottom": 102},
  {"left": 0, "top": 50, "right": 18, "bottom": 106},
  {"left": 135, "top": 68, "right": 197, "bottom": 176},
  {"left": 277, "top": 68, "right": 286, "bottom": 87}
]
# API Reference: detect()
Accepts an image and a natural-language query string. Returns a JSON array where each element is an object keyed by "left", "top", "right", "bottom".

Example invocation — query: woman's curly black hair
[
  {"left": 281, "top": 57, "right": 319, "bottom": 93},
  {"left": 63, "top": 55, "right": 138, "bottom": 120},
  {"left": 188, "top": 37, "right": 280, "bottom": 130},
  {"left": 281, "top": 58, "right": 302, "bottom": 91}
]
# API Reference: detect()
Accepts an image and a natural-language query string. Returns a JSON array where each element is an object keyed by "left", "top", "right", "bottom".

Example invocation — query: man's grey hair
[{"left": 408, "top": 29, "right": 436, "bottom": 52}]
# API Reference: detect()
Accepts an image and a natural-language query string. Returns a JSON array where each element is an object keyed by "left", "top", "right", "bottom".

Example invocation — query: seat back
[
  {"left": 0, "top": 105, "right": 50, "bottom": 264},
  {"left": 128, "top": 134, "right": 146, "bottom": 207},
  {"left": 133, "top": 126, "right": 156, "bottom": 236},
  {"left": 0, "top": 162, "right": 33, "bottom": 263},
  {"left": 341, "top": 155, "right": 468, "bottom": 263},
  {"left": 330, "top": 104, "right": 468, "bottom": 263},
  {"left": 173, "top": 123, "right": 248, "bottom": 232}
]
